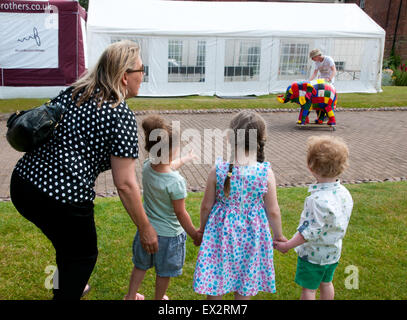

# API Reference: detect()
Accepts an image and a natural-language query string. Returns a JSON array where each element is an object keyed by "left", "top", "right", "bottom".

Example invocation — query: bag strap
[
  {"left": 46, "top": 86, "right": 74, "bottom": 106},
  {"left": 43, "top": 87, "right": 74, "bottom": 123}
]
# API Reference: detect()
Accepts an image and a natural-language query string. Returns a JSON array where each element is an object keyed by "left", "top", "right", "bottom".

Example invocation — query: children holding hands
[
  {"left": 124, "top": 115, "right": 200, "bottom": 300},
  {"left": 124, "top": 111, "right": 352, "bottom": 301},
  {"left": 274, "top": 135, "right": 353, "bottom": 300},
  {"left": 193, "top": 111, "right": 286, "bottom": 300}
]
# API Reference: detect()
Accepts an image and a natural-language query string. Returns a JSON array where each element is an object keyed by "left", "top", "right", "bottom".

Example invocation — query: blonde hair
[
  {"left": 309, "top": 48, "right": 322, "bottom": 59},
  {"left": 72, "top": 40, "right": 140, "bottom": 108},
  {"left": 307, "top": 135, "right": 349, "bottom": 178},
  {"left": 224, "top": 111, "right": 267, "bottom": 198}
]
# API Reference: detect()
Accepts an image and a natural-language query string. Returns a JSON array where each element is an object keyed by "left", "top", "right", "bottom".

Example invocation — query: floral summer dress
[{"left": 193, "top": 158, "right": 276, "bottom": 296}]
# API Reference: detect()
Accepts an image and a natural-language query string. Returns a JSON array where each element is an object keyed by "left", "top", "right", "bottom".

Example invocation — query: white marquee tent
[{"left": 91, "top": 0, "right": 385, "bottom": 96}]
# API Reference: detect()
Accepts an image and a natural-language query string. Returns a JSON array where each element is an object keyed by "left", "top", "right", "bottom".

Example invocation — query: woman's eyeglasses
[{"left": 126, "top": 65, "right": 145, "bottom": 74}]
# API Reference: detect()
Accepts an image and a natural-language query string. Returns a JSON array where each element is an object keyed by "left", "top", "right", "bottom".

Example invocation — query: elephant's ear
[
  {"left": 304, "top": 82, "right": 315, "bottom": 102},
  {"left": 299, "top": 96, "right": 307, "bottom": 105}
]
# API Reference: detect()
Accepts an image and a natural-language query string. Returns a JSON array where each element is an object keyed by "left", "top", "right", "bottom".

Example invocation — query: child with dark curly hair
[{"left": 124, "top": 115, "right": 200, "bottom": 300}]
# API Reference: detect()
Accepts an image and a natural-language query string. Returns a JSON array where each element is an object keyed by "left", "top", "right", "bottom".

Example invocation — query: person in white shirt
[
  {"left": 274, "top": 135, "right": 353, "bottom": 300},
  {"left": 309, "top": 49, "right": 337, "bottom": 84}
]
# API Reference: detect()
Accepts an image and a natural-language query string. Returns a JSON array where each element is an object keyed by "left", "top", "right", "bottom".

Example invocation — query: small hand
[
  {"left": 274, "top": 235, "right": 288, "bottom": 243},
  {"left": 193, "top": 229, "right": 204, "bottom": 246},
  {"left": 274, "top": 240, "right": 290, "bottom": 254},
  {"left": 183, "top": 150, "right": 198, "bottom": 164}
]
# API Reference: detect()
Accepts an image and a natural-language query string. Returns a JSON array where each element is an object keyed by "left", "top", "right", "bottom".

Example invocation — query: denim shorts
[{"left": 132, "top": 231, "right": 187, "bottom": 277}]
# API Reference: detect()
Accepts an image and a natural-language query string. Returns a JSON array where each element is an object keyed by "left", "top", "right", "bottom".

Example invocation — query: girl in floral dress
[{"left": 193, "top": 111, "right": 286, "bottom": 300}]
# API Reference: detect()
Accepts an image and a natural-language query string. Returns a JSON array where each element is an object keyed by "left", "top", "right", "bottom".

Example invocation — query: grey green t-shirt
[{"left": 142, "top": 159, "right": 187, "bottom": 237}]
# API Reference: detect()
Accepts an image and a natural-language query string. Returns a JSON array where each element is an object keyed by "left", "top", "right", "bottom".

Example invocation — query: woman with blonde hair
[
  {"left": 309, "top": 49, "right": 337, "bottom": 84},
  {"left": 10, "top": 40, "right": 157, "bottom": 299}
]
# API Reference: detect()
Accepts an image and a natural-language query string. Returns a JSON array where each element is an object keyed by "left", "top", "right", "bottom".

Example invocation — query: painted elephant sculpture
[{"left": 277, "top": 79, "right": 337, "bottom": 125}]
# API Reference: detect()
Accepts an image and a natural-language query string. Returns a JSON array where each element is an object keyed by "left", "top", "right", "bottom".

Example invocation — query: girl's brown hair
[
  {"left": 71, "top": 40, "right": 140, "bottom": 108},
  {"left": 142, "top": 115, "right": 179, "bottom": 163},
  {"left": 223, "top": 111, "right": 267, "bottom": 198}
]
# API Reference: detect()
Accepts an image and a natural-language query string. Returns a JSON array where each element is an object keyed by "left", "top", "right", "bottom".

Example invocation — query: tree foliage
[{"left": 79, "top": 0, "right": 88, "bottom": 11}]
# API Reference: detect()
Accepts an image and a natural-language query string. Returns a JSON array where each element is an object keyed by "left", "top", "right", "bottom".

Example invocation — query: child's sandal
[
  {"left": 81, "top": 284, "right": 91, "bottom": 298},
  {"left": 136, "top": 293, "right": 145, "bottom": 300},
  {"left": 123, "top": 292, "right": 145, "bottom": 300}
]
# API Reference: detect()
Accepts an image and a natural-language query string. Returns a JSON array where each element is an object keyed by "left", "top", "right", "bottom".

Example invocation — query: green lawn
[
  {"left": 0, "top": 86, "right": 406, "bottom": 114},
  {"left": 0, "top": 181, "right": 406, "bottom": 300}
]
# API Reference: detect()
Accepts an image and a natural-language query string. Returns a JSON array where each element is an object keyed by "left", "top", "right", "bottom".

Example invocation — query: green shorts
[{"left": 295, "top": 256, "right": 339, "bottom": 290}]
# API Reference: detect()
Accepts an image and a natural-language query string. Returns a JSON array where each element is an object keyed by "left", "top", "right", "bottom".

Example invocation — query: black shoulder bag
[{"left": 6, "top": 91, "right": 67, "bottom": 152}]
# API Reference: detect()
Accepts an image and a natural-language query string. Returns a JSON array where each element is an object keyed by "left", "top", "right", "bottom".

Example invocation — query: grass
[
  {"left": 0, "top": 87, "right": 406, "bottom": 114},
  {"left": 0, "top": 181, "right": 406, "bottom": 300}
]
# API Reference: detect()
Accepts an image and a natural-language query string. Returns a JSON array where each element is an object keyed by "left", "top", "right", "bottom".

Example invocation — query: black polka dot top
[{"left": 14, "top": 87, "right": 139, "bottom": 204}]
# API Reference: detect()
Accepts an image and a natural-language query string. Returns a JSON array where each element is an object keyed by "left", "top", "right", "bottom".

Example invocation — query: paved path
[{"left": 1, "top": 109, "right": 407, "bottom": 200}]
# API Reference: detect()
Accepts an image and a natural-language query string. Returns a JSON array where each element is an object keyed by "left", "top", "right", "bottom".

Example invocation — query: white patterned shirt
[{"left": 294, "top": 180, "right": 353, "bottom": 265}]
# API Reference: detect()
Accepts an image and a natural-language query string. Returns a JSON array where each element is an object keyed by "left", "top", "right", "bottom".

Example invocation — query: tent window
[
  {"left": 168, "top": 39, "right": 206, "bottom": 83},
  {"left": 224, "top": 39, "right": 261, "bottom": 82},
  {"left": 278, "top": 42, "right": 310, "bottom": 80},
  {"left": 331, "top": 39, "right": 365, "bottom": 81},
  {"left": 247, "top": 47, "right": 260, "bottom": 76},
  {"left": 197, "top": 41, "right": 206, "bottom": 67},
  {"left": 168, "top": 40, "right": 183, "bottom": 68},
  {"left": 335, "top": 61, "right": 345, "bottom": 71},
  {"left": 111, "top": 36, "right": 149, "bottom": 83}
]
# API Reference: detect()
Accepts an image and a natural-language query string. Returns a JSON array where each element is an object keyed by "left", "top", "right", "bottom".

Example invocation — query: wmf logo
[
  {"left": 44, "top": 265, "right": 59, "bottom": 290},
  {"left": 16, "top": 5, "right": 58, "bottom": 48}
]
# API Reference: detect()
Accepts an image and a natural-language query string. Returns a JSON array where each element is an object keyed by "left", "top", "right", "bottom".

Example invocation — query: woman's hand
[
  {"left": 111, "top": 155, "right": 159, "bottom": 254},
  {"left": 139, "top": 223, "right": 158, "bottom": 254}
]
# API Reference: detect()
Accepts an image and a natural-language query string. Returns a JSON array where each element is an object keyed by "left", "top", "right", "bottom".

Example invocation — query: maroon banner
[
  {"left": 0, "top": 0, "right": 87, "bottom": 87},
  {"left": 0, "top": 1, "right": 86, "bottom": 19}
]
